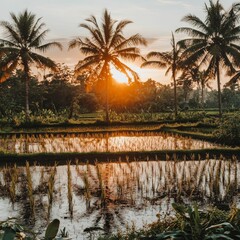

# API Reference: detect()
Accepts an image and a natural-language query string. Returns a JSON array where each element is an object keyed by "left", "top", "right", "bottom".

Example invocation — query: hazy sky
[{"left": 0, "top": 0, "right": 234, "bottom": 84}]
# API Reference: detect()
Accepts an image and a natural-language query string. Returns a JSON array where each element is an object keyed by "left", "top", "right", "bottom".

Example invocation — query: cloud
[{"left": 157, "top": 0, "right": 191, "bottom": 8}]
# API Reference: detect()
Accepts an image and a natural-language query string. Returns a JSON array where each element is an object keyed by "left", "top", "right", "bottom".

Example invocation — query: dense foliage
[
  {"left": 99, "top": 204, "right": 240, "bottom": 240},
  {"left": 0, "top": 1, "right": 240, "bottom": 126},
  {"left": 214, "top": 113, "right": 240, "bottom": 145}
]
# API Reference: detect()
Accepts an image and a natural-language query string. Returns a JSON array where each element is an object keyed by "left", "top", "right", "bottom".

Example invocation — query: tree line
[{"left": 0, "top": 0, "right": 240, "bottom": 122}]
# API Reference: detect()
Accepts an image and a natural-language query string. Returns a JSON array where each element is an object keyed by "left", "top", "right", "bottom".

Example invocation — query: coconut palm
[
  {"left": 141, "top": 33, "right": 182, "bottom": 118},
  {"left": 69, "top": 9, "right": 146, "bottom": 122},
  {"left": 0, "top": 10, "right": 62, "bottom": 121},
  {"left": 176, "top": 0, "right": 240, "bottom": 117}
]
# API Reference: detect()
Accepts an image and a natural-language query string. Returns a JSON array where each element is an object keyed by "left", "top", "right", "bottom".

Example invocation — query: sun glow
[{"left": 110, "top": 64, "right": 129, "bottom": 84}]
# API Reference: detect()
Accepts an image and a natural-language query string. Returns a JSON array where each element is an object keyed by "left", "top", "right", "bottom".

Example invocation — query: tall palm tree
[
  {"left": 141, "top": 33, "right": 182, "bottom": 118},
  {"left": 69, "top": 9, "right": 146, "bottom": 122},
  {"left": 0, "top": 10, "right": 62, "bottom": 121},
  {"left": 176, "top": 0, "right": 240, "bottom": 117}
]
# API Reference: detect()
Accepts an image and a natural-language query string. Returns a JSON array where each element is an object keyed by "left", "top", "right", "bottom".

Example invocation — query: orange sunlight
[{"left": 110, "top": 64, "right": 129, "bottom": 84}]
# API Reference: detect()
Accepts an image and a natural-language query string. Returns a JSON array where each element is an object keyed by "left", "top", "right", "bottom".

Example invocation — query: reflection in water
[
  {"left": 0, "top": 158, "right": 239, "bottom": 239},
  {"left": 0, "top": 132, "right": 220, "bottom": 153}
]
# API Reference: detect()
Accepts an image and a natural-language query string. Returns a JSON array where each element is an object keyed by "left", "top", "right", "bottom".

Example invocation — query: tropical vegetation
[
  {"left": 69, "top": 9, "right": 146, "bottom": 122},
  {"left": 141, "top": 33, "right": 183, "bottom": 118},
  {"left": 176, "top": 0, "right": 240, "bottom": 117},
  {"left": 1, "top": 2, "right": 240, "bottom": 240},
  {"left": 0, "top": 10, "right": 62, "bottom": 121}
]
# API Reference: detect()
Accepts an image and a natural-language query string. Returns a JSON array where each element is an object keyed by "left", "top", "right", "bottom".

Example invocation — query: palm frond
[
  {"left": 141, "top": 60, "right": 166, "bottom": 69},
  {"left": 225, "top": 71, "right": 240, "bottom": 86},
  {"left": 112, "top": 57, "right": 139, "bottom": 81},
  {"left": 176, "top": 27, "right": 207, "bottom": 38},
  {"left": 29, "top": 52, "right": 57, "bottom": 70},
  {"left": 68, "top": 38, "right": 82, "bottom": 50},
  {"left": 0, "top": 21, "right": 22, "bottom": 44},
  {"left": 181, "top": 14, "right": 208, "bottom": 33},
  {"left": 38, "top": 42, "right": 63, "bottom": 52}
]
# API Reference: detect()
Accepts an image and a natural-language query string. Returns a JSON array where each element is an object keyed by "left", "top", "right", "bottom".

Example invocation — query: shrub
[{"left": 213, "top": 114, "right": 240, "bottom": 146}]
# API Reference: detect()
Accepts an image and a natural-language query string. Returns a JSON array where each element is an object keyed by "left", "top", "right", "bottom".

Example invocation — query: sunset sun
[{"left": 110, "top": 64, "right": 129, "bottom": 84}]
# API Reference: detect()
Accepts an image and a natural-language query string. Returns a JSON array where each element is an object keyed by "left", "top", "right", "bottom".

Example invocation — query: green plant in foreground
[
  {"left": 99, "top": 203, "right": 240, "bottom": 240},
  {"left": 0, "top": 218, "right": 64, "bottom": 240},
  {"left": 140, "top": 203, "right": 240, "bottom": 240}
]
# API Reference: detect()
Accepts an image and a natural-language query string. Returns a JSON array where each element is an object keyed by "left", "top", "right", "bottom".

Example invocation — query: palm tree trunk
[
  {"left": 216, "top": 61, "right": 222, "bottom": 117},
  {"left": 23, "top": 63, "right": 30, "bottom": 122},
  {"left": 173, "top": 73, "right": 178, "bottom": 119},
  {"left": 201, "top": 83, "right": 204, "bottom": 110},
  {"left": 105, "top": 67, "right": 110, "bottom": 123},
  {"left": 25, "top": 77, "right": 30, "bottom": 120}
]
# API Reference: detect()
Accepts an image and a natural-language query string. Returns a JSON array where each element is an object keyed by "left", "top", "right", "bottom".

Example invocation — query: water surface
[
  {"left": 0, "top": 158, "right": 238, "bottom": 239},
  {"left": 0, "top": 132, "right": 220, "bottom": 153}
]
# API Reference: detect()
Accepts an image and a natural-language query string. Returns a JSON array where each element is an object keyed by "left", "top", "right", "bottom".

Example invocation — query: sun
[{"left": 110, "top": 64, "right": 129, "bottom": 84}]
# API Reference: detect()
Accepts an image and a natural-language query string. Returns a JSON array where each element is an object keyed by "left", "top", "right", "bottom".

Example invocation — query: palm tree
[
  {"left": 141, "top": 33, "right": 182, "bottom": 118},
  {"left": 179, "top": 66, "right": 212, "bottom": 109},
  {"left": 0, "top": 10, "right": 62, "bottom": 121},
  {"left": 69, "top": 9, "right": 146, "bottom": 122},
  {"left": 176, "top": 0, "right": 240, "bottom": 117}
]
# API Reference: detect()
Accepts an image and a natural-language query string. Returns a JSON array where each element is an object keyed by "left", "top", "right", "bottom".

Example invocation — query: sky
[{"left": 0, "top": 0, "right": 234, "bottom": 85}]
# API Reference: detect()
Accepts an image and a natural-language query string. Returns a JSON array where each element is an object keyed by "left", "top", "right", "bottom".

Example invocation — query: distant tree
[
  {"left": 0, "top": 71, "right": 43, "bottom": 116},
  {"left": 41, "top": 71, "right": 75, "bottom": 113},
  {"left": 178, "top": 66, "right": 212, "bottom": 109},
  {"left": 0, "top": 10, "right": 62, "bottom": 121},
  {"left": 69, "top": 9, "right": 146, "bottom": 122},
  {"left": 222, "top": 87, "right": 240, "bottom": 109},
  {"left": 176, "top": 1, "right": 240, "bottom": 117},
  {"left": 141, "top": 33, "right": 183, "bottom": 118}
]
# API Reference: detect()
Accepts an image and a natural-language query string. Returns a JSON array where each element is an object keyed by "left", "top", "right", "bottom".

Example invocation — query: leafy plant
[
  {"left": 0, "top": 218, "right": 63, "bottom": 240},
  {"left": 214, "top": 114, "right": 240, "bottom": 145},
  {"left": 141, "top": 203, "right": 240, "bottom": 240}
]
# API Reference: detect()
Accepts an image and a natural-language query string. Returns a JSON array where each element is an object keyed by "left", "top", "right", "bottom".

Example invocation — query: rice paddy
[
  {"left": 0, "top": 131, "right": 221, "bottom": 154},
  {"left": 0, "top": 156, "right": 239, "bottom": 239},
  {"left": 0, "top": 130, "right": 238, "bottom": 239}
]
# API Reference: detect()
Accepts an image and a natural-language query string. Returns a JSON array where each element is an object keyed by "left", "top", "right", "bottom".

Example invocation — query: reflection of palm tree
[
  {"left": 0, "top": 10, "right": 62, "bottom": 121},
  {"left": 75, "top": 163, "right": 126, "bottom": 232},
  {"left": 176, "top": 1, "right": 240, "bottom": 117},
  {"left": 69, "top": 9, "right": 146, "bottom": 122},
  {"left": 141, "top": 33, "right": 182, "bottom": 118}
]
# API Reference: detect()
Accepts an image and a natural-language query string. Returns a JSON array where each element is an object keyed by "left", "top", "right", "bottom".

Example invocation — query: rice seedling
[
  {"left": 0, "top": 152, "right": 239, "bottom": 234},
  {"left": 0, "top": 130, "right": 222, "bottom": 154},
  {"left": 25, "top": 161, "right": 35, "bottom": 216},
  {"left": 47, "top": 162, "right": 57, "bottom": 208},
  {"left": 9, "top": 163, "right": 18, "bottom": 204},
  {"left": 67, "top": 161, "right": 73, "bottom": 217},
  {"left": 82, "top": 171, "right": 91, "bottom": 209}
]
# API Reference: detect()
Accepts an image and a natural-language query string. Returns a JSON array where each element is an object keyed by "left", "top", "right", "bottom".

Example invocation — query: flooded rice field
[
  {"left": 0, "top": 132, "right": 220, "bottom": 154},
  {"left": 0, "top": 157, "right": 239, "bottom": 239}
]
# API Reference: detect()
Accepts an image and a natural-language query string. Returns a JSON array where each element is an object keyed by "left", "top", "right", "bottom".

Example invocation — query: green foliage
[
  {"left": 213, "top": 114, "right": 240, "bottom": 145},
  {"left": 0, "top": 218, "right": 64, "bottom": 240},
  {"left": 45, "top": 219, "right": 60, "bottom": 240},
  {"left": 101, "top": 204, "right": 240, "bottom": 240},
  {"left": 0, "top": 218, "right": 25, "bottom": 240},
  {"left": 76, "top": 94, "right": 99, "bottom": 114}
]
